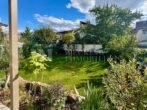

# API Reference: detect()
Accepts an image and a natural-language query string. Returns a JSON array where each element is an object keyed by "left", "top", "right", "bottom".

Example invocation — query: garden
[{"left": 0, "top": 4, "right": 147, "bottom": 110}]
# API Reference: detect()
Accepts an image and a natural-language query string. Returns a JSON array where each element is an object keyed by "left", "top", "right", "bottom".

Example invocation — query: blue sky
[
  {"left": 0, "top": 0, "right": 86, "bottom": 31},
  {"left": 0, "top": 0, "right": 147, "bottom": 32}
]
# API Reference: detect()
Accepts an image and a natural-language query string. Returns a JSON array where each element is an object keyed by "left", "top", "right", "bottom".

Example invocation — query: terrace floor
[{"left": 0, "top": 103, "right": 10, "bottom": 110}]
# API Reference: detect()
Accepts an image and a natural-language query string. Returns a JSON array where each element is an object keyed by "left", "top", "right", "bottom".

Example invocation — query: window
[{"left": 142, "top": 30, "right": 147, "bottom": 34}]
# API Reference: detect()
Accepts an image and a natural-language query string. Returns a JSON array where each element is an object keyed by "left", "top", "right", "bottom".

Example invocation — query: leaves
[
  {"left": 33, "top": 27, "right": 56, "bottom": 44},
  {"left": 105, "top": 34, "right": 136, "bottom": 59},
  {"left": 79, "top": 82, "right": 111, "bottom": 110},
  {"left": 24, "top": 52, "right": 51, "bottom": 75},
  {"left": 61, "top": 32, "right": 75, "bottom": 44},
  {"left": 0, "top": 30, "right": 9, "bottom": 72},
  {"left": 20, "top": 27, "right": 32, "bottom": 43},
  {"left": 83, "top": 5, "right": 142, "bottom": 48},
  {"left": 103, "top": 59, "right": 147, "bottom": 110}
]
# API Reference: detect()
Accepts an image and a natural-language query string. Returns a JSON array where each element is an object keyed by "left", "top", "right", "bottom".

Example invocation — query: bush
[
  {"left": 105, "top": 35, "right": 136, "bottom": 60},
  {"left": 103, "top": 59, "right": 147, "bottom": 110},
  {"left": 23, "top": 52, "right": 51, "bottom": 75},
  {"left": 22, "top": 27, "right": 56, "bottom": 58},
  {"left": 79, "top": 82, "right": 111, "bottom": 110},
  {"left": 137, "top": 50, "right": 147, "bottom": 62},
  {"left": 40, "top": 84, "right": 67, "bottom": 110}
]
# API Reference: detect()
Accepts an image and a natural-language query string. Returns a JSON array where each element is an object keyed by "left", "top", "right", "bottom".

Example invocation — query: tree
[
  {"left": 20, "top": 27, "right": 32, "bottom": 43},
  {"left": 103, "top": 59, "right": 147, "bottom": 110},
  {"left": 62, "top": 32, "right": 75, "bottom": 44},
  {"left": 83, "top": 5, "right": 142, "bottom": 48},
  {"left": 78, "top": 24, "right": 99, "bottom": 44},
  {"left": 61, "top": 32, "right": 75, "bottom": 51},
  {"left": 33, "top": 27, "right": 56, "bottom": 44},
  {"left": 22, "top": 27, "right": 56, "bottom": 58},
  {"left": 105, "top": 34, "right": 136, "bottom": 59}
]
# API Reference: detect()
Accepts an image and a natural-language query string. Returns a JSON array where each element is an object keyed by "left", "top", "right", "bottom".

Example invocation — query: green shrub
[
  {"left": 137, "top": 50, "right": 147, "bottom": 62},
  {"left": 103, "top": 59, "right": 147, "bottom": 110},
  {"left": 23, "top": 52, "right": 51, "bottom": 75},
  {"left": 43, "top": 84, "right": 68, "bottom": 110},
  {"left": 105, "top": 34, "right": 136, "bottom": 60},
  {"left": 79, "top": 82, "right": 111, "bottom": 110}
]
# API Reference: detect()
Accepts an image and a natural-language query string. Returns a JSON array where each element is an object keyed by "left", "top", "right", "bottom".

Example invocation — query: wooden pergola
[{"left": 9, "top": 0, "right": 19, "bottom": 110}]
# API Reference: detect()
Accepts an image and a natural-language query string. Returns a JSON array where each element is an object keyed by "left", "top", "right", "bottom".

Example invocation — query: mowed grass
[{"left": 19, "top": 55, "right": 108, "bottom": 92}]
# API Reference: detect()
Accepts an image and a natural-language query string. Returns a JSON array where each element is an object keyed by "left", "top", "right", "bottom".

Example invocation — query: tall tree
[
  {"left": 20, "top": 27, "right": 32, "bottom": 43},
  {"left": 22, "top": 27, "right": 56, "bottom": 58},
  {"left": 82, "top": 5, "right": 142, "bottom": 48},
  {"left": 33, "top": 27, "right": 56, "bottom": 44}
]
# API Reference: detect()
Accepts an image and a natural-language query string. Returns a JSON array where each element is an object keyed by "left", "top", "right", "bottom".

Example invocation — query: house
[
  {"left": 0, "top": 22, "right": 8, "bottom": 32},
  {"left": 56, "top": 21, "right": 102, "bottom": 52},
  {"left": 56, "top": 21, "right": 95, "bottom": 39},
  {"left": 134, "top": 21, "right": 147, "bottom": 48}
]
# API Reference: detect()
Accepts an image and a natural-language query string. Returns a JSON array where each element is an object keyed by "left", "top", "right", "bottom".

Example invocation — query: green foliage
[
  {"left": 77, "top": 24, "right": 99, "bottom": 44},
  {"left": 0, "top": 31, "right": 6, "bottom": 44},
  {"left": 20, "top": 56, "right": 106, "bottom": 92},
  {"left": 43, "top": 84, "right": 68, "bottom": 110},
  {"left": 79, "top": 82, "right": 111, "bottom": 110},
  {"left": 0, "top": 30, "right": 9, "bottom": 73},
  {"left": 103, "top": 59, "right": 147, "bottom": 110},
  {"left": 62, "top": 32, "right": 75, "bottom": 44},
  {"left": 22, "top": 27, "right": 56, "bottom": 58},
  {"left": 33, "top": 27, "right": 56, "bottom": 44},
  {"left": 137, "top": 50, "right": 147, "bottom": 61},
  {"left": 20, "top": 27, "right": 32, "bottom": 43},
  {"left": 23, "top": 52, "right": 51, "bottom": 75},
  {"left": 105, "top": 34, "right": 136, "bottom": 59},
  {"left": 82, "top": 5, "right": 142, "bottom": 48}
]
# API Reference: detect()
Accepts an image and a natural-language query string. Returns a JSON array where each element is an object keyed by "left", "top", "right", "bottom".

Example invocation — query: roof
[
  {"left": 56, "top": 29, "right": 76, "bottom": 35},
  {"left": 56, "top": 21, "right": 95, "bottom": 35},
  {"left": 0, "top": 23, "right": 8, "bottom": 27}
]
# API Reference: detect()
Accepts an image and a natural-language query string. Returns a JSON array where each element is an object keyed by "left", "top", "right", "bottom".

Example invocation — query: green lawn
[{"left": 20, "top": 56, "right": 108, "bottom": 93}]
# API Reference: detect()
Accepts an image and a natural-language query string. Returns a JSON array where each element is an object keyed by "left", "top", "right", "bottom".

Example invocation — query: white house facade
[
  {"left": 0, "top": 23, "right": 8, "bottom": 32},
  {"left": 63, "top": 44, "right": 103, "bottom": 53},
  {"left": 134, "top": 21, "right": 147, "bottom": 47}
]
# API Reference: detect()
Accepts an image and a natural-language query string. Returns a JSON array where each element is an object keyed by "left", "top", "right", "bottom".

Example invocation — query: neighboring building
[
  {"left": 0, "top": 22, "right": 8, "bottom": 32},
  {"left": 64, "top": 44, "right": 102, "bottom": 53},
  {"left": 56, "top": 21, "right": 102, "bottom": 52},
  {"left": 56, "top": 21, "right": 94, "bottom": 39},
  {"left": 134, "top": 21, "right": 147, "bottom": 48}
]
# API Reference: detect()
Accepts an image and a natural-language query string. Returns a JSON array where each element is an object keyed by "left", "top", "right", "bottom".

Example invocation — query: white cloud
[
  {"left": 96, "top": 0, "right": 144, "bottom": 9},
  {"left": 137, "top": 0, "right": 147, "bottom": 16},
  {"left": 65, "top": 0, "right": 147, "bottom": 25},
  {"left": 35, "top": 14, "right": 82, "bottom": 31},
  {"left": 66, "top": 0, "right": 96, "bottom": 14},
  {"left": 66, "top": 0, "right": 147, "bottom": 16},
  {"left": 95, "top": 0, "right": 147, "bottom": 15},
  {"left": 35, "top": 0, "right": 147, "bottom": 31},
  {"left": 0, "top": 17, "right": 1, "bottom": 22},
  {"left": 18, "top": 29, "right": 25, "bottom": 33}
]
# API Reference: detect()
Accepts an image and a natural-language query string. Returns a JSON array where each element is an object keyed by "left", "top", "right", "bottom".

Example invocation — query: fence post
[{"left": 9, "top": 0, "right": 19, "bottom": 109}]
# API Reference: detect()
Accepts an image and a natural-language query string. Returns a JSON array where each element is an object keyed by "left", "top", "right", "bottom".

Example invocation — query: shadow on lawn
[
  {"left": 76, "top": 74, "right": 104, "bottom": 89},
  {"left": 47, "top": 58, "right": 108, "bottom": 72}
]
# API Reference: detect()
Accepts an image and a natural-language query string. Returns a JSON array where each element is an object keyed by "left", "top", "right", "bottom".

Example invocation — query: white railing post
[{"left": 8, "top": 0, "right": 19, "bottom": 110}]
